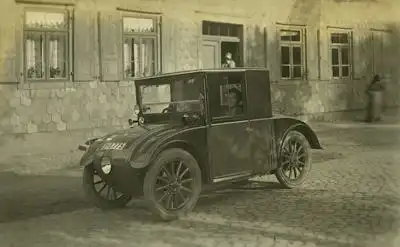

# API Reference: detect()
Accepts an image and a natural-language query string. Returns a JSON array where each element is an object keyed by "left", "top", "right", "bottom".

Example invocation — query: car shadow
[{"left": 0, "top": 171, "right": 90, "bottom": 224}]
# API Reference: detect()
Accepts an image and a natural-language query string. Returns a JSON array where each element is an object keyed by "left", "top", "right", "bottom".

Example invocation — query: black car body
[{"left": 79, "top": 68, "right": 322, "bottom": 221}]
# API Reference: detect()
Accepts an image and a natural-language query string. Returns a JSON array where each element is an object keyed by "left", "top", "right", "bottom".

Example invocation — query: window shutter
[
  {"left": 0, "top": 10, "right": 22, "bottom": 83},
  {"left": 305, "top": 27, "right": 318, "bottom": 80},
  {"left": 245, "top": 24, "right": 266, "bottom": 68},
  {"left": 266, "top": 25, "right": 280, "bottom": 82},
  {"left": 161, "top": 16, "right": 176, "bottom": 73},
  {"left": 99, "top": 11, "right": 122, "bottom": 82},
  {"left": 319, "top": 27, "right": 330, "bottom": 80},
  {"left": 73, "top": 9, "right": 97, "bottom": 82}
]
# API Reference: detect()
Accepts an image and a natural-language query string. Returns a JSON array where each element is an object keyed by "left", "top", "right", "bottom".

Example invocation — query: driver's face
[{"left": 227, "top": 92, "right": 238, "bottom": 107}]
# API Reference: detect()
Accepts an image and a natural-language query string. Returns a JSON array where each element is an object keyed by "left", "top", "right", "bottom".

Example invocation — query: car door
[
  {"left": 245, "top": 70, "right": 277, "bottom": 173},
  {"left": 206, "top": 71, "right": 254, "bottom": 181}
]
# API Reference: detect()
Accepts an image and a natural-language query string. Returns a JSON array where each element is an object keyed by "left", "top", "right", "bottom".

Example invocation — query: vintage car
[{"left": 78, "top": 68, "right": 322, "bottom": 221}]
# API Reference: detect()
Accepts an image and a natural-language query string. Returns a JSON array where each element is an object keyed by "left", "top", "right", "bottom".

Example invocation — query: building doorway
[
  {"left": 201, "top": 21, "right": 243, "bottom": 69},
  {"left": 221, "top": 41, "right": 240, "bottom": 67}
]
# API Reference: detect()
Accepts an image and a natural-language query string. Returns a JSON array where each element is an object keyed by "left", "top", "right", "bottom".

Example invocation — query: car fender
[
  {"left": 273, "top": 117, "right": 323, "bottom": 152},
  {"left": 129, "top": 127, "right": 208, "bottom": 179}
]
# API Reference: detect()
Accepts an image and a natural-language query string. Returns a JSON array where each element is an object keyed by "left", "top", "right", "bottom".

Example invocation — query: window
[
  {"left": 24, "top": 10, "right": 70, "bottom": 81},
  {"left": 279, "top": 29, "right": 305, "bottom": 79},
  {"left": 202, "top": 21, "right": 240, "bottom": 37},
  {"left": 123, "top": 16, "right": 159, "bottom": 79},
  {"left": 330, "top": 32, "right": 352, "bottom": 78},
  {"left": 139, "top": 75, "right": 205, "bottom": 117},
  {"left": 208, "top": 73, "right": 246, "bottom": 119}
]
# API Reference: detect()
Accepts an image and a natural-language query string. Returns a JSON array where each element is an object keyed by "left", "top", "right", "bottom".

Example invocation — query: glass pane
[
  {"left": 140, "top": 76, "right": 205, "bottom": 116},
  {"left": 25, "top": 11, "right": 66, "bottom": 29},
  {"left": 281, "top": 46, "right": 290, "bottom": 65},
  {"left": 341, "top": 47, "right": 349, "bottom": 64},
  {"left": 281, "top": 66, "right": 290, "bottom": 78},
  {"left": 332, "top": 66, "right": 339, "bottom": 77},
  {"left": 331, "top": 48, "right": 339, "bottom": 65},
  {"left": 123, "top": 37, "right": 140, "bottom": 78},
  {"left": 280, "top": 30, "right": 300, "bottom": 41},
  {"left": 220, "top": 83, "right": 244, "bottom": 116},
  {"left": 48, "top": 33, "right": 68, "bottom": 79},
  {"left": 25, "top": 32, "right": 45, "bottom": 79},
  {"left": 230, "top": 24, "right": 238, "bottom": 37},
  {"left": 293, "top": 66, "right": 302, "bottom": 78},
  {"left": 331, "top": 33, "right": 340, "bottom": 44},
  {"left": 340, "top": 33, "right": 349, "bottom": 44},
  {"left": 141, "top": 38, "right": 156, "bottom": 77},
  {"left": 123, "top": 17, "right": 154, "bottom": 33},
  {"left": 220, "top": 24, "right": 229, "bottom": 36},
  {"left": 342, "top": 66, "right": 349, "bottom": 77},
  {"left": 202, "top": 21, "right": 210, "bottom": 35},
  {"left": 292, "top": 47, "right": 302, "bottom": 65},
  {"left": 210, "top": 23, "right": 219, "bottom": 36},
  {"left": 140, "top": 84, "right": 171, "bottom": 113},
  {"left": 331, "top": 33, "right": 348, "bottom": 44}
]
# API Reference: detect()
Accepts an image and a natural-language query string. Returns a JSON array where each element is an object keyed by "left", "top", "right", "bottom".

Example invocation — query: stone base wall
[{"left": 0, "top": 81, "right": 135, "bottom": 173}]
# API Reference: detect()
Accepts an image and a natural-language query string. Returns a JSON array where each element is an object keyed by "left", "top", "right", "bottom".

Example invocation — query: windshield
[{"left": 138, "top": 74, "right": 205, "bottom": 115}]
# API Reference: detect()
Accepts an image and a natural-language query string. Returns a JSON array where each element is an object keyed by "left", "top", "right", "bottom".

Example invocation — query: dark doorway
[{"left": 221, "top": 41, "right": 241, "bottom": 67}]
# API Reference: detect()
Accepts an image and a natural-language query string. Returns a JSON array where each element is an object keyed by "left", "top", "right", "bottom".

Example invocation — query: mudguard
[{"left": 273, "top": 116, "right": 323, "bottom": 151}]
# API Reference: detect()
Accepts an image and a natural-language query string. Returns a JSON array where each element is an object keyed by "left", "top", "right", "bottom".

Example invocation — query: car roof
[{"left": 134, "top": 67, "right": 268, "bottom": 81}]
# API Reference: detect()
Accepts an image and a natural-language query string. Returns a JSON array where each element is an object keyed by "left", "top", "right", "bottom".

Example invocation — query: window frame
[
  {"left": 329, "top": 29, "right": 353, "bottom": 80},
  {"left": 22, "top": 7, "right": 72, "bottom": 82},
  {"left": 206, "top": 72, "right": 248, "bottom": 124},
  {"left": 278, "top": 26, "right": 307, "bottom": 80},
  {"left": 121, "top": 14, "right": 161, "bottom": 80}
]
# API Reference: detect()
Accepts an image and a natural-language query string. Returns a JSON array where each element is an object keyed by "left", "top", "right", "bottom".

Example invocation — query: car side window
[{"left": 208, "top": 73, "right": 246, "bottom": 120}]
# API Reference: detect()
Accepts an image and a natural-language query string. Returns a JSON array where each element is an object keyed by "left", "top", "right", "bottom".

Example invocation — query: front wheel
[
  {"left": 83, "top": 165, "right": 133, "bottom": 209},
  {"left": 143, "top": 148, "right": 202, "bottom": 221},
  {"left": 275, "top": 130, "right": 312, "bottom": 189}
]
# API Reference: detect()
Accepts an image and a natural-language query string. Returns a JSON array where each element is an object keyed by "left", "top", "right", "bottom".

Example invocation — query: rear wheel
[
  {"left": 83, "top": 165, "right": 132, "bottom": 209},
  {"left": 275, "top": 131, "right": 311, "bottom": 189},
  {"left": 143, "top": 148, "right": 202, "bottom": 221}
]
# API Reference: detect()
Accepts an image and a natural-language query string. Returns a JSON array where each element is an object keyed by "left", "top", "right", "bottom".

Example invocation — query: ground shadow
[{"left": 0, "top": 172, "right": 90, "bottom": 223}]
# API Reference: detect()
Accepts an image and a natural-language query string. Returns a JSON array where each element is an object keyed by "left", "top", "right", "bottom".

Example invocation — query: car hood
[
  {"left": 80, "top": 123, "right": 184, "bottom": 167},
  {"left": 93, "top": 124, "right": 172, "bottom": 149}
]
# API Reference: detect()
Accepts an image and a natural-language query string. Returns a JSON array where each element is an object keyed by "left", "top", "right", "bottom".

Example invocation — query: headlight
[
  {"left": 138, "top": 116, "right": 145, "bottom": 125},
  {"left": 100, "top": 157, "right": 112, "bottom": 174},
  {"left": 134, "top": 105, "right": 140, "bottom": 115}
]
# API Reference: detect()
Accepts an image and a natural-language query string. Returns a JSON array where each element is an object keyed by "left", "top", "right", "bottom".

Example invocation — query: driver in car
[{"left": 226, "top": 88, "right": 243, "bottom": 116}]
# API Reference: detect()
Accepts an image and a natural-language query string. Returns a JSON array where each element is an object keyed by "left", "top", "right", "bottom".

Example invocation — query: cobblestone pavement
[{"left": 1, "top": 122, "right": 400, "bottom": 247}]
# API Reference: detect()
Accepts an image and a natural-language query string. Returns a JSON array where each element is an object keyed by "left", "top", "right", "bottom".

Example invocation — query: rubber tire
[
  {"left": 143, "top": 148, "right": 202, "bottom": 222},
  {"left": 275, "top": 130, "right": 312, "bottom": 189},
  {"left": 83, "top": 165, "right": 133, "bottom": 209}
]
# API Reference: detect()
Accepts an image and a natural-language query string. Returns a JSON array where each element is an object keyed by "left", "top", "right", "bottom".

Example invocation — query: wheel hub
[{"left": 166, "top": 179, "right": 182, "bottom": 194}]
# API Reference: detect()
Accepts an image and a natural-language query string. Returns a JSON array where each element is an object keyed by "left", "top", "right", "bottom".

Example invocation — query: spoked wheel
[
  {"left": 275, "top": 130, "right": 311, "bottom": 189},
  {"left": 83, "top": 165, "right": 132, "bottom": 209},
  {"left": 143, "top": 148, "right": 202, "bottom": 221}
]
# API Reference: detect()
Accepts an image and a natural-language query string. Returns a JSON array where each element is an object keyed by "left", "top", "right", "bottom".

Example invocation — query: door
[
  {"left": 245, "top": 70, "right": 277, "bottom": 173},
  {"left": 221, "top": 41, "right": 241, "bottom": 67},
  {"left": 201, "top": 40, "right": 219, "bottom": 69},
  {"left": 206, "top": 72, "right": 254, "bottom": 181}
]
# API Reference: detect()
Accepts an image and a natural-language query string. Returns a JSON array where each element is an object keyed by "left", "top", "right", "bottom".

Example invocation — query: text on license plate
[{"left": 101, "top": 142, "right": 127, "bottom": 150}]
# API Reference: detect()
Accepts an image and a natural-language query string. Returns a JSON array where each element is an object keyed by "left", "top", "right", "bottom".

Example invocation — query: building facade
[{"left": 0, "top": 0, "right": 399, "bottom": 172}]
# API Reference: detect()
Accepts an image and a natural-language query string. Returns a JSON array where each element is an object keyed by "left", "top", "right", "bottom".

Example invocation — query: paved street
[{"left": 1, "top": 121, "right": 400, "bottom": 247}]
